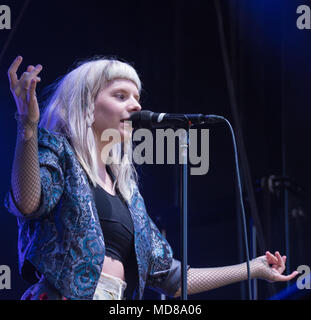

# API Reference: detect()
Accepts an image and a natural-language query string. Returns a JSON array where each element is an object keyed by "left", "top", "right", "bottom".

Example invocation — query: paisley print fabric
[{"left": 4, "top": 127, "right": 181, "bottom": 300}]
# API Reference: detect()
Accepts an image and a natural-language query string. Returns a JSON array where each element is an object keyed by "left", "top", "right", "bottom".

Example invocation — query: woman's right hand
[{"left": 8, "top": 56, "right": 43, "bottom": 123}]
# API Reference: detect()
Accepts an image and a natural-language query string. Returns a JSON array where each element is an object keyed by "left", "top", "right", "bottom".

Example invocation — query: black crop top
[{"left": 91, "top": 185, "right": 134, "bottom": 265}]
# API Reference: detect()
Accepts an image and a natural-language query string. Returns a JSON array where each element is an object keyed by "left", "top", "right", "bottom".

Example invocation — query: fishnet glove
[
  {"left": 11, "top": 113, "right": 41, "bottom": 214},
  {"left": 8, "top": 56, "right": 43, "bottom": 215},
  {"left": 174, "top": 251, "right": 298, "bottom": 297}
]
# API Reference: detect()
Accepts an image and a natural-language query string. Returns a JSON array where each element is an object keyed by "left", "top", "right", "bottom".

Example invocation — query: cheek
[
  {"left": 93, "top": 103, "right": 121, "bottom": 138},
  {"left": 92, "top": 106, "right": 109, "bottom": 137},
  {"left": 93, "top": 108, "right": 106, "bottom": 129},
  {"left": 94, "top": 98, "right": 114, "bottom": 122}
]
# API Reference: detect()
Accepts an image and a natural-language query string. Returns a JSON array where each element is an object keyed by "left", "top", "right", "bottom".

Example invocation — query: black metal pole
[{"left": 179, "top": 129, "right": 189, "bottom": 300}]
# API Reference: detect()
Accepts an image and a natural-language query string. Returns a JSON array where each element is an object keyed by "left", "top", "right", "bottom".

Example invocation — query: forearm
[
  {"left": 174, "top": 259, "right": 265, "bottom": 297},
  {"left": 11, "top": 114, "right": 41, "bottom": 214}
]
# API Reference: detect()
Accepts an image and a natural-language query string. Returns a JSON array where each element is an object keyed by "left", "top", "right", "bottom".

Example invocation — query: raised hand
[{"left": 8, "top": 56, "right": 43, "bottom": 123}]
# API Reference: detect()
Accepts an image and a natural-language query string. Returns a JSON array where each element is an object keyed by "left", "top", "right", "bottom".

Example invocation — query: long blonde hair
[{"left": 39, "top": 57, "right": 142, "bottom": 201}]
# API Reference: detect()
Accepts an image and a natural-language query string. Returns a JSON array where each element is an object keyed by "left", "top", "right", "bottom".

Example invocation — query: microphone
[{"left": 129, "top": 110, "right": 223, "bottom": 129}]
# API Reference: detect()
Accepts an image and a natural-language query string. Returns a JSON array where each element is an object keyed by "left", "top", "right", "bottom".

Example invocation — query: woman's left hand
[{"left": 253, "top": 251, "right": 299, "bottom": 282}]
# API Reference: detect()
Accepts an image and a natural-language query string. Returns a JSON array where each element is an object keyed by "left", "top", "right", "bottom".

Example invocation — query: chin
[
  {"left": 119, "top": 125, "right": 133, "bottom": 143},
  {"left": 121, "top": 132, "right": 132, "bottom": 144}
]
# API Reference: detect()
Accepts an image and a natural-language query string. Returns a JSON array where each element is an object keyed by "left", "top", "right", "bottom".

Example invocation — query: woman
[{"left": 5, "top": 55, "right": 298, "bottom": 300}]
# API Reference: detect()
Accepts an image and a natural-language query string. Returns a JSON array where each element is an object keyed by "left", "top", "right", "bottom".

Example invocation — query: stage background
[{"left": 0, "top": 0, "right": 310, "bottom": 300}]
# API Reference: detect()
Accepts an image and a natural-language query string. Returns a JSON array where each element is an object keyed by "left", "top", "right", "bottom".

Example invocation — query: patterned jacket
[{"left": 4, "top": 128, "right": 181, "bottom": 300}]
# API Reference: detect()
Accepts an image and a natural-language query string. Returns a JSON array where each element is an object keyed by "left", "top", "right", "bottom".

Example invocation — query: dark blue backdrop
[{"left": 0, "top": 0, "right": 310, "bottom": 300}]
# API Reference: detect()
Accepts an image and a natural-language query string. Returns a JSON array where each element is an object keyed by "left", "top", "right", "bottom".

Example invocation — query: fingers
[
  {"left": 27, "top": 78, "right": 40, "bottom": 103},
  {"left": 275, "top": 251, "right": 285, "bottom": 268},
  {"left": 8, "top": 56, "right": 43, "bottom": 100},
  {"left": 274, "top": 270, "right": 299, "bottom": 282},
  {"left": 266, "top": 251, "right": 285, "bottom": 266},
  {"left": 20, "top": 64, "right": 43, "bottom": 89},
  {"left": 8, "top": 56, "right": 23, "bottom": 90},
  {"left": 265, "top": 251, "right": 278, "bottom": 265},
  {"left": 29, "top": 64, "right": 43, "bottom": 79},
  {"left": 263, "top": 250, "right": 300, "bottom": 283},
  {"left": 27, "top": 65, "right": 35, "bottom": 73},
  {"left": 27, "top": 64, "right": 42, "bottom": 88}
]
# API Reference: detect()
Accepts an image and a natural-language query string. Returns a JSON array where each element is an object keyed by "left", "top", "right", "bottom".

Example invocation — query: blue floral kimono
[{"left": 4, "top": 128, "right": 181, "bottom": 300}]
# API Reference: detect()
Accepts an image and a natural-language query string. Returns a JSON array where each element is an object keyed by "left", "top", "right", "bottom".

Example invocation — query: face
[{"left": 92, "top": 78, "right": 141, "bottom": 145}]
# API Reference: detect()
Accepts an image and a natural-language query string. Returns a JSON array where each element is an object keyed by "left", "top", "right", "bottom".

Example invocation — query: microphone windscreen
[{"left": 129, "top": 110, "right": 153, "bottom": 128}]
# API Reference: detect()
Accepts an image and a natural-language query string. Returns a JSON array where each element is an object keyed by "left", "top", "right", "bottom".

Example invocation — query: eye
[{"left": 113, "top": 91, "right": 127, "bottom": 100}]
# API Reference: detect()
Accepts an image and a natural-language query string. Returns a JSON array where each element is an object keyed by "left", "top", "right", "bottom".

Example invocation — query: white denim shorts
[{"left": 93, "top": 271, "right": 127, "bottom": 300}]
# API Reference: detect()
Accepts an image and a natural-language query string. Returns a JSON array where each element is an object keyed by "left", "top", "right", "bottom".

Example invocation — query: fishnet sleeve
[
  {"left": 11, "top": 113, "right": 41, "bottom": 215},
  {"left": 174, "top": 257, "right": 275, "bottom": 297}
]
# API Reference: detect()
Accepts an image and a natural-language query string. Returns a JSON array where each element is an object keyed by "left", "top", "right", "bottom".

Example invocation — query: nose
[{"left": 129, "top": 98, "right": 142, "bottom": 113}]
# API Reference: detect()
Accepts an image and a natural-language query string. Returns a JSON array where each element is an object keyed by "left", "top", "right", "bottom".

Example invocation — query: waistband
[{"left": 93, "top": 271, "right": 127, "bottom": 300}]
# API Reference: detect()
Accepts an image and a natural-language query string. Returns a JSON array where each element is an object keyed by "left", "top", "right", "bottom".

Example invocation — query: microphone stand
[{"left": 179, "top": 128, "right": 189, "bottom": 300}]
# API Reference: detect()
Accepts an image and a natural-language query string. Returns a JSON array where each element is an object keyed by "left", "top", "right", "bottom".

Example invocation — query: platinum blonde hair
[{"left": 39, "top": 57, "right": 141, "bottom": 201}]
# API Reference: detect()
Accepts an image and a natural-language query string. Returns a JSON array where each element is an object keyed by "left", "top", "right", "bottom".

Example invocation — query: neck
[{"left": 93, "top": 131, "right": 113, "bottom": 183}]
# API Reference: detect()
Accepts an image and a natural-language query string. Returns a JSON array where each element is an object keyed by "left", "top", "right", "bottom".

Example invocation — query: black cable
[
  {"left": 213, "top": 0, "right": 268, "bottom": 255},
  {"left": 207, "top": 114, "right": 253, "bottom": 300}
]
